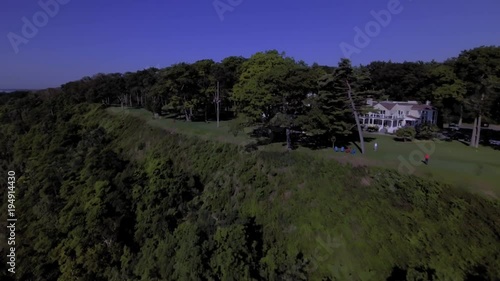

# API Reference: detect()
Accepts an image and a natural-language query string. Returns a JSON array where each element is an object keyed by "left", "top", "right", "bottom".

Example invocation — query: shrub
[
  {"left": 416, "top": 123, "right": 439, "bottom": 140},
  {"left": 395, "top": 126, "right": 416, "bottom": 142},
  {"left": 366, "top": 125, "right": 379, "bottom": 132}
]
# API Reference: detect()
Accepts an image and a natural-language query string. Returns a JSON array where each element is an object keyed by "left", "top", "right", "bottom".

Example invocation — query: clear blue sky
[{"left": 1, "top": 0, "right": 499, "bottom": 89}]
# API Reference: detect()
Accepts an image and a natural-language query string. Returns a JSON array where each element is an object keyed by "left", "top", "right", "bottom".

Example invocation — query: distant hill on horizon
[{"left": 0, "top": 89, "right": 41, "bottom": 93}]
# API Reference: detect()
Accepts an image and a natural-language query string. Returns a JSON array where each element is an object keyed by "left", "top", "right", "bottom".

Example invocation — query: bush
[
  {"left": 395, "top": 126, "right": 416, "bottom": 141},
  {"left": 416, "top": 123, "right": 439, "bottom": 139}
]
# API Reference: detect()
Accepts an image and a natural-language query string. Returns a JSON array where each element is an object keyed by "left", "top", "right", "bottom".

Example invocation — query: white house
[{"left": 360, "top": 99, "right": 438, "bottom": 133}]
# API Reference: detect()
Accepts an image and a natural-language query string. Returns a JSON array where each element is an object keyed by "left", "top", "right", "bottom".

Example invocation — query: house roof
[
  {"left": 373, "top": 101, "right": 435, "bottom": 111},
  {"left": 377, "top": 102, "right": 396, "bottom": 110},
  {"left": 411, "top": 104, "right": 434, "bottom": 110},
  {"left": 396, "top": 103, "right": 418, "bottom": 106}
]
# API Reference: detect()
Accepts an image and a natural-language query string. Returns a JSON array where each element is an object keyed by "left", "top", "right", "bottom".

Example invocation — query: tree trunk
[
  {"left": 458, "top": 105, "right": 463, "bottom": 126},
  {"left": 286, "top": 128, "right": 292, "bottom": 151},
  {"left": 346, "top": 80, "right": 365, "bottom": 154},
  {"left": 205, "top": 103, "right": 208, "bottom": 123},
  {"left": 475, "top": 115, "right": 482, "bottom": 148},
  {"left": 122, "top": 94, "right": 127, "bottom": 109},
  {"left": 217, "top": 101, "right": 220, "bottom": 128},
  {"left": 470, "top": 117, "right": 477, "bottom": 147},
  {"left": 215, "top": 81, "right": 220, "bottom": 128}
]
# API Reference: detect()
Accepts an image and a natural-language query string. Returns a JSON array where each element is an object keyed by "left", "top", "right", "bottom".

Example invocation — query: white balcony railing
[{"left": 361, "top": 113, "right": 405, "bottom": 119}]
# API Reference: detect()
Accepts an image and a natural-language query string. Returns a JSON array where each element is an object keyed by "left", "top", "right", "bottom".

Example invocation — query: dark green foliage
[
  {"left": 455, "top": 46, "right": 500, "bottom": 123},
  {"left": 45, "top": 46, "right": 500, "bottom": 148},
  {"left": 366, "top": 60, "right": 430, "bottom": 101},
  {"left": 0, "top": 95, "right": 499, "bottom": 281},
  {"left": 396, "top": 126, "right": 417, "bottom": 141},
  {"left": 416, "top": 123, "right": 439, "bottom": 140}
]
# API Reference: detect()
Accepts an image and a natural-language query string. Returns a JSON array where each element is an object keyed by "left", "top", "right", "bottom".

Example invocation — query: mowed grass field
[
  {"left": 108, "top": 107, "right": 500, "bottom": 198},
  {"left": 298, "top": 134, "right": 500, "bottom": 198},
  {"left": 108, "top": 107, "right": 254, "bottom": 145}
]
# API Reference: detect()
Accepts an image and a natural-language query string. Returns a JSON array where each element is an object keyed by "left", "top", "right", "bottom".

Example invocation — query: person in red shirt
[{"left": 425, "top": 154, "right": 429, "bottom": 165}]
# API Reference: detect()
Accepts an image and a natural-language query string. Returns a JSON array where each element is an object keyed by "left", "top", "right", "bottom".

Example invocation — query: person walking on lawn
[{"left": 425, "top": 154, "right": 429, "bottom": 165}]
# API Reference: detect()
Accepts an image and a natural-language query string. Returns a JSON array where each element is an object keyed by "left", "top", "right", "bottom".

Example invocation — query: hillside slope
[{"left": 0, "top": 100, "right": 499, "bottom": 281}]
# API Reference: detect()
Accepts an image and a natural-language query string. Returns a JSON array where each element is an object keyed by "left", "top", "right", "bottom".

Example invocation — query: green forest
[{"left": 0, "top": 46, "right": 499, "bottom": 281}]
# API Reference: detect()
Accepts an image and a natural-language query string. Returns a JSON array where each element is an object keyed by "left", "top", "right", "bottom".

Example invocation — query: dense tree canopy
[{"left": 53, "top": 46, "right": 500, "bottom": 150}]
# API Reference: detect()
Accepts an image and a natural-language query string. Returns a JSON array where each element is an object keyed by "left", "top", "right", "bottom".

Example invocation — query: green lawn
[
  {"left": 107, "top": 107, "right": 255, "bottom": 145},
  {"left": 108, "top": 107, "right": 500, "bottom": 198},
  {"left": 297, "top": 134, "right": 500, "bottom": 198}
]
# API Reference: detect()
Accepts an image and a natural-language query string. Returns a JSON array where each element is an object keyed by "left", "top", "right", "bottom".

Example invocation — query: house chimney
[
  {"left": 367, "top": 98, "right": 373, "bottom": 106},
  {"left": 426, "top": 100, "right": 431, "bottom": 105}
]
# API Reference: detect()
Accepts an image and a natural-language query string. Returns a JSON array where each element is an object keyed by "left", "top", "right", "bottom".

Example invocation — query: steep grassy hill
[{"left": 0, "top": 100, "right": 499, "bottom": 281}]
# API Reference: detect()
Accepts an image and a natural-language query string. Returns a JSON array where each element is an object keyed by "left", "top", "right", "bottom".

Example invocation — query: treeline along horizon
[{"left": 28, "top": 46, "right": 500, "bottom": 148}]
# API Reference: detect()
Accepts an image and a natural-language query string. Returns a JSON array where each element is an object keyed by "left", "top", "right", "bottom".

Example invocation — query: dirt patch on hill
[
  {"left": 360, "top": 177, "right": 372, "bottom": 187},
  {"left": 297, "top": 182, "right": 306, "bottom": 190},
  {"left": 282, "top": 190, "right": 293, "bottom": 201}
]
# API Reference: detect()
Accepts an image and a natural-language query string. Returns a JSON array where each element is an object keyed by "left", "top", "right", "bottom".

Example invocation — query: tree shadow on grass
[
  {"left": 464, "top": 265, "right": 490, "bottom": 281},
  {"left": 386, "top": 266, "right": 437, "bottom": 281},
  {"left": 244, "top": 127, "right": 293, "bottom": 152},
  {"left": 250, "top": 127, "right": 286, "bottom": 145},
  {"left": 363, "top": 137, "right": 376, "bottom": 143},
  {"left": 392, "top": 137, "right": 413, "bottom": 142},
  {"left": 386, "top": 266, "right": 407, "bottom": 281},
  {"left": 299, "top": 136, "right": 331, "bottom": 150},
  {"left": 349, "top": 137, "right": 377, "bottom": 153},
  {"left": 296, "top": 135, "right": 376, "bottom": 152}
]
